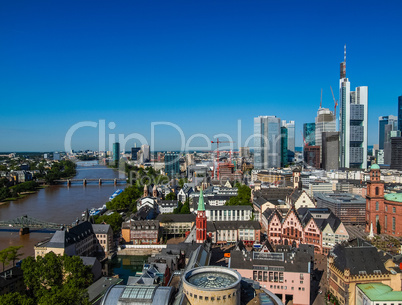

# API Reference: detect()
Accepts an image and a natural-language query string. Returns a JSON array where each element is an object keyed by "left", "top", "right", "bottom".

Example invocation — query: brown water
[{"left": 0, "top": 162, "right": 126, "bottom": 261}]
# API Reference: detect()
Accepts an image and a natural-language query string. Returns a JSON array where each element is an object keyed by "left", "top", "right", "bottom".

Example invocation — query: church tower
[
  {"left": 293, "top": 167, "right": 302, "bottom": 189},
  {"left": 152, "top": 185, "right": 158, "bottom": 198},
  {"left": 196, "top": 188, "right": 207, "bottom": 243},
  {"left": 365, "top": 164, "right": 384, "bottom": 234},
  {"left": 143, "top": 184, "right": 148, "bottom": 197}
]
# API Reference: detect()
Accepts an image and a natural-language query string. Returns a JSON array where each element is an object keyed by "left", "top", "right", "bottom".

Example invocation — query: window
[
  {"left": 385, "top": 205, "right": 388, "bottom": 212},
  {"left": 385, "top": 215, "right": 387, "bottom": 229},
  {"left": 393, "top": 217, "right": 396, "bottom": 231},
  {"left": 376, "top": 201, "right": 379, "bottom": 211},
  {"left": 375, "top": 187, "right": 379, "bottom": 196},
  {"left": 393, "top": 207, "right": 396, "bottom": 213},
  {"left": 205, "top": 297, "right": 209, "bottom": 301}
]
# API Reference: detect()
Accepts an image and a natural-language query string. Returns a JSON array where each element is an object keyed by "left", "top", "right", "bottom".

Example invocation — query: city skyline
[{"left": 1, "top": 0, "right": 402, "bottom": 152}]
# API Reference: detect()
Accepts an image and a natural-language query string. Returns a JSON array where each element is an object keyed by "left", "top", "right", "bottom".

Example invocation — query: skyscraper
[
  {"left": 339, "top": 46, "right": 368, "bottom": 169},
  {"left": 280, "top": 126, "right": 288, "bottom": 167},
  {"left": 131, "top": 146, "right": 141, "bottom": 161},
  {"left": 113, "top": 142, "right": 120, "bottom": 164},
  {"left": 141, "top": 144, "right": 150, "bottom": 162},
  {"left": 315, "top": 107, "right": 336, "bottom": 166},
  {"left": 322, "top": 132, "right": 340, "bottom": 171},
  {"left": 398, "top": 96, "right": 402, "bottom": 132},
  {"left": 303, "top": 123, "right": 316, "bottom": 146},
  {"left": 164, "top": 152, "right": 180, "bottom": 177},
  {"left": 282, "top": 120, "right": 295, "bottom": 154},
  {"left": 254, "top": 116, "right": 281, "bottom": 169},
  {"left": 379, "top": 115, "right": 397, "bottom": 150}
]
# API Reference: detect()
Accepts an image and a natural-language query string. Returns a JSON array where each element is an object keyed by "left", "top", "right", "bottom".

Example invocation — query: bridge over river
[{"left": 0, "top": 215, "right": 68, "bottom": 235}]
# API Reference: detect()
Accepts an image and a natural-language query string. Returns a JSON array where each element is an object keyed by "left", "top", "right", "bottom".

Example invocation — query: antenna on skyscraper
[
  {"left": 320, "top": 89, "right": 323, "bottom": 108},
  {"left": 344, "top": 44, "right": 346, "bottom": 72}
]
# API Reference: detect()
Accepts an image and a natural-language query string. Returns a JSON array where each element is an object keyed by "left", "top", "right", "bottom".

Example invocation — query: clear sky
[{"left": 1, "top": 0, "right": 401, "bottom": 152}]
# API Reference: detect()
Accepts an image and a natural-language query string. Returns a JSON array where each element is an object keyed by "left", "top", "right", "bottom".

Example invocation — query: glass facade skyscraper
[
  {"left": 254, "top": 116, "right": 281, "bottom": 169},
  {"left": 113, "top": 142, "right": 120, "bottom": 164},
  {"left": 164, "top": 152, "right": 180, "bottom": 177},
  {"left": 398, "top": 96, "right": 402, "bottom": 132},
  {"left": 339, "top": 47, "right": 368, "bottom": 169},
  {"left": 281, "top": 126, "right": 288, "bottom": 167},
  {"left": 303, "top": 123, "right": 316, "bottom": 146}
]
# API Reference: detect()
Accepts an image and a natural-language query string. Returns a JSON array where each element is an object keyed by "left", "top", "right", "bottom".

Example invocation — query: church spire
[{"left": 198, "top": 188, "right": 205, "bottom": 211}]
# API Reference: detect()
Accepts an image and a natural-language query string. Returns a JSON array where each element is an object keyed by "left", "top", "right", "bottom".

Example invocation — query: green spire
[{"left": 197, "top": 188, "right": 205, "bottom": 211}]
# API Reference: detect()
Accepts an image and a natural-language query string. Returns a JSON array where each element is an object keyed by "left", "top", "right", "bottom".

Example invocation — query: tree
[
  {"left": 22, "top": 252, "right": 92, "bottom": 304},
  {"left": 7, "top": 246, "right": 23, "bottom": 266},
  {"left": 225, "top": 184, "right": 251, "bottom": 206},
  {"left": 166, "top": 192, "right": 177, "bottom": 200},
  {"left": 377, "top": 220, "right": 381, "bottom": 234},
  {"left": 0, "top": 249, "right": 9, "bottom": 271},
  {"left": 106, "top": 185, "right": 142, "bottom": 212},
  {"left": 0, "top": 292, "right": 35, "bottom": 305},
  {"left": 95, "top": 212, "right": 123, "bottom": 233}
]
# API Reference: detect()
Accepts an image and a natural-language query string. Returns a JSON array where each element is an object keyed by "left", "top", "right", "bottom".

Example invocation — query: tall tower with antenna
[{"left": 339, "top": 45, "right": 368, "bottom": 169}]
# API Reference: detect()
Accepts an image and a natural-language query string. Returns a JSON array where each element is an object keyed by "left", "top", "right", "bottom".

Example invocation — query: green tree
[
  {"left": 0, "top": 292, "right": 35, "bottom": 305},
  {"left": 377, "top": 220, "right": 381, "bottom": 234},
  {"left": 166, "top": 192, "right": 177, "bottom": 200},
  {"left": 22, "top": 253, "right": 92, "bottom": 304},
  {"left": 95, "top": 212, "right": 123, "bottom": 233},
  {"left": 180, "top": 199, "right": 190, "bottom": 214},
  {"left": 7, "top": 246, "right": 23, "bottom": 266},
  {"left": 106, "top": 185, "right": 141, "bottom": 212},
  {"left": 0, "top": 249, "right": 9, "bottom": 271},
  {"left": 225, "top": 184, "right": 251, "bottom": 206}
]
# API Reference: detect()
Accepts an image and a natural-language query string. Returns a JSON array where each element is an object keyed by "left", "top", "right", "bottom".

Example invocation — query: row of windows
[
  {"left": 374, "top": 201, "right": 397, "bottom": 213},
  {"left": 269, "top": 285, "right": 305, "bottom": 291},
  {"left": 183, "top": 289, "right": 236, "bottom": 301}
]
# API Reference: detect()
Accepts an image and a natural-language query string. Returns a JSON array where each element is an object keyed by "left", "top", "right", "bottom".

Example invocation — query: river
[{"left": 0, "top": 161, "right": 126, "bottom": 260}]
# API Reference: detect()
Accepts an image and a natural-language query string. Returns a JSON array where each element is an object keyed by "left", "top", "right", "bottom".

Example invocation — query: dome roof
[{"left": 370, "top": 164, "right": 380, "bottom": 170}]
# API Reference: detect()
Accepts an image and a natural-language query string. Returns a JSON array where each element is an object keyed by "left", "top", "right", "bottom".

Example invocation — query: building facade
[
  {"left": 328, "top": 238, "right": 402, "bottom": 305},
  {"left": 339, "top": 47, "right": 368, "bottom": 169},
  {"left": 254, "top": 116, "right": 282, "bottom": 169},
  {"left": 315, "top": 192, "right": 366, "bottom": 225},
  {"left": 315, "top": 107, "right": 336, "bottom": 164},
  {"left": 303, "top": 123, "right": 316, "bottom": 146},
  {"left": 282, "top": 120, "right": 295, "bottom": 154},
  {"left": 322, "top": 132, "right": 339, "bottom": 171},
  {"left": 164, "top": 152, "right": 180, "bottom": 177},
  {"left": 365, "top": 164, "right": 402, "bottom": 237},
  {"left": 112, "top": 142, "right": 120, "bottom": 163},
  {"left": 121, "top": 220, "right": 160, "bottom": 245}
]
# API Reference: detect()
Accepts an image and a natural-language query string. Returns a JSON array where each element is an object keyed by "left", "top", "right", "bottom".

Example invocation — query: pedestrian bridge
[{"left": 0, "top": 215, "right": 67, "bottom": 235}]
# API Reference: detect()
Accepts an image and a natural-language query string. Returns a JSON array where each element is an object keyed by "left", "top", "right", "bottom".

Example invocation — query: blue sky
[{"left": 1, "top": 0, "right": 401, "bottom": 152}]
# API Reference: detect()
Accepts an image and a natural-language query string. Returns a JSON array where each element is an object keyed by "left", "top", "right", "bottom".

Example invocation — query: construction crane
[
  {"left": 330, "top": 85, "right": 338, "bottom": 118},
  {"left": 211, "top": 138, "right": 235, "bottom": 180}
]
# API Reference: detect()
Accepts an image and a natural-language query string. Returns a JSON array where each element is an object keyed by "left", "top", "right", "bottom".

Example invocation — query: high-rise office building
[
  {"left": 280, "top": 126, "right": 288, "bottom": 167},
  {"left": 239, "top": 147, "right": 250, "bottom": 159},
  {"left": 164, "top": 152, "right": 180, "bottom": 177},
  {"left": 339, "top": 46, "right": 368, "bottom": 169},
  {"left": 131, "top": 146, "right": 141, "bottom": 161},
  {"left": 304, "top": 146, "right": 320, "bottom": 168},
  {"left": 379, "top": 115, "right": 397, "bottom": 150},
  {"left": 315, "top": 108, "right": 336, "bottom": 166},
  {"left": 282, "top": 120, "right": 295, "bottom": 154},
  {"left": 390, "top": 137, "right": 402, "bottom": 170},
  {"left": 113, "top": 142, "right": 120, "bottom": 163},
  {"left": 141, "top": 144, "right": 150, "bottom": 162},
  {"left": 254, "top": 116, "right": 281, "bottom": 169},
  {"left": 398, "top": 96, "right": 402, "bottom": 132},
  {"left": 303, "top": 123, "right": 316, "bottom": 146},
  {"left": 322, "top": 132, "right": 340, "bottom": 171}
]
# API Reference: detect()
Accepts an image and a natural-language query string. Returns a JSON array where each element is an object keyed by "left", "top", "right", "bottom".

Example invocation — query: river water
[{"left": 0, "top": 161, "right": 126, "bottom": 260}]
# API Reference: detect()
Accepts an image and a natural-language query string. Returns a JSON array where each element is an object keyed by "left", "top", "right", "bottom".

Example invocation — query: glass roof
[{"left": 187, "top": 271, "right": 237, "bottom": 288}]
